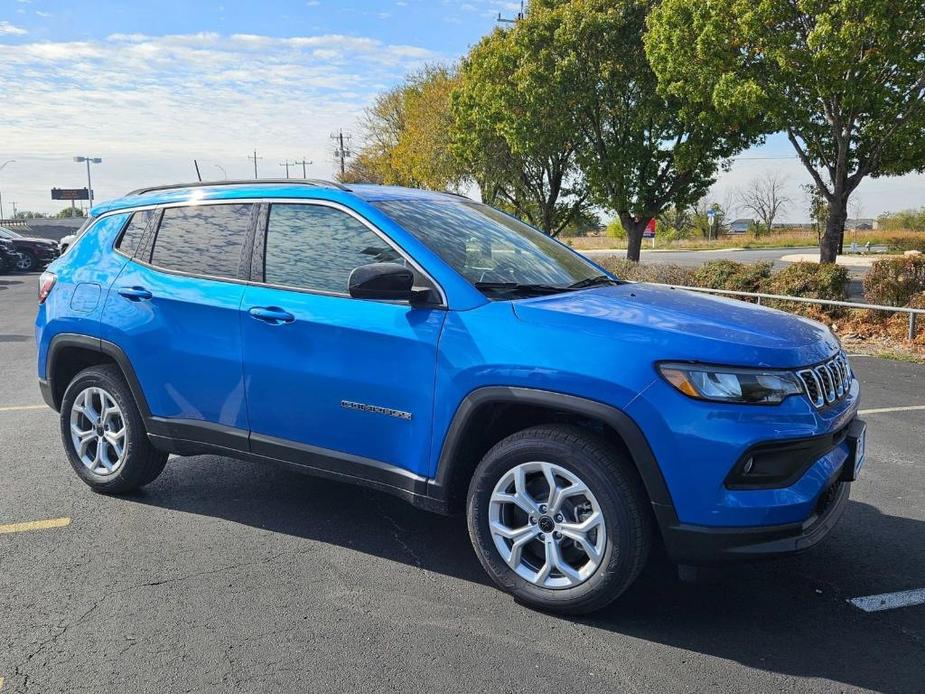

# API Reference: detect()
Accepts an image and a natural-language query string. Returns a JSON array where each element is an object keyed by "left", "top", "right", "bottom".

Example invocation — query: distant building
[{"left": 729, "top": 218, "right": 754, "bottom": 234}]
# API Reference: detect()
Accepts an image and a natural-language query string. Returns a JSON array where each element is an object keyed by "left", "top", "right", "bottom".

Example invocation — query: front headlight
[{"left": 658, "top": 363, "right": 805, "bottom": 405}]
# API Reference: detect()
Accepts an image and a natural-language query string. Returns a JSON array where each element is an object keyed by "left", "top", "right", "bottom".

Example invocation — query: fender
[
  {"left": 43, "top": 332, "right": 153, "bottom": 419},
  {"left": 426, "top": 386, "right": 680, "bottom": 527}
]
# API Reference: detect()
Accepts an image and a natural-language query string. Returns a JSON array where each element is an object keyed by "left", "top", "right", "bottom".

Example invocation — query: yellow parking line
[
  {"left": 0, "top": 517, "right": 71, "bottom": 535},
  {"left": 0, "top": 676, "right": 4, "bottom": 689},
  {"left": 0, "top": 404, "right": 47, "bottom": 413}
]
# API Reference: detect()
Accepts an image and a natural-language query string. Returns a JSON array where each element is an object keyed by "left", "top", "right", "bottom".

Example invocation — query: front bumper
[{"left": 660, "top": 476, "right": 850, "bottom": 565}]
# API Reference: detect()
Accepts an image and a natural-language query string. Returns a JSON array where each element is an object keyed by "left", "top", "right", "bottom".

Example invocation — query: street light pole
[
  {"left": 214, "top": 164, "right": 227, "bottom": 180},
  {"left": 0, "top": 159, "right": 15, "bottom": 221},
  {"left": 73, "top": 156, "right": 102, "bottom": 210}
]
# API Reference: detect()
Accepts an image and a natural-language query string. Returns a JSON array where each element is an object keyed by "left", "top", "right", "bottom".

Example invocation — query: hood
[
  {"left": 512, "top": 283, "right": 839, "bottom": 369},
  {"left": 12, "top": 235, "right": 57, "bottom": 246}
]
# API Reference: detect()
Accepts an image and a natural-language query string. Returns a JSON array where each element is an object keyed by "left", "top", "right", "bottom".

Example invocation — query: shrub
[
  {"left": 692, "top": 260, "right": 772, "bottom": 292},
  {"left": 884, "top": 236, "right": 925, "bottom": 253},
  {"left": 605, "top": 219, "right": 626, "bottom": 239},
  {"left": 764, "top": 262, "right": 849, "bottom": 316},
  {"left": 864, "top": 256, "right": 925, "bottom": 307},
  {"left": 877, "top": 208, "right": 925, "bottom": 233},
  {"left": 601, "top": 258, "right": 696, "bottom": 285}
]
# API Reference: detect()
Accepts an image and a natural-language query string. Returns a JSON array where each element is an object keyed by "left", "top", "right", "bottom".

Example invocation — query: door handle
[
  {"left": 117, "top": 286, "right": 153, "bottom": 301},
  {"left": 248, "top": 306, "right": 295, "bottom": 325}
]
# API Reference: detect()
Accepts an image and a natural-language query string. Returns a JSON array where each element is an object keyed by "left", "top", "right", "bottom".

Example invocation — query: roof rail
[{"left": 126, "top": 178, "right": 350, "bottom": 196}]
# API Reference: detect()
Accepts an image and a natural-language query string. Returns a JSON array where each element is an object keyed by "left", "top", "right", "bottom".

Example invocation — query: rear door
[
  {"left": 102, "top": 203, "right": 257, "bottom": 440},
  {"left": 240, "top": 201, "right": 445, "bottom": 477}
]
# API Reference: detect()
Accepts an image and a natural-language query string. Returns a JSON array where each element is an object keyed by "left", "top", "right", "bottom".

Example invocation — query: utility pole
[
  {"left": 73, "top": 155, "right": 102, "bottom": 209},
  {"left": 294, "top": 159, "right": 313, "bottom": 178},
  {"left": 279, "top": 161, "right": 295, "bottom": 179},
  {"left": 331, "top": 131, "right": 352, "bottom": 179},
  {"left": 0, "top": 160, "right": 14, "bottom": 220},
  {"left": 497, "top": 0, "right": 525, "bottom": 23},
  {"left": 248, "top": 150, "right": 263, "bottom": 179},
  {"left": 10, "top": 201, "right": 17, "bottom": 219}
]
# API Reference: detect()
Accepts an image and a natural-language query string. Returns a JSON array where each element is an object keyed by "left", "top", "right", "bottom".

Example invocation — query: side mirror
[{"left": 348, "top": 262, "right": 415, "bottom": 302}]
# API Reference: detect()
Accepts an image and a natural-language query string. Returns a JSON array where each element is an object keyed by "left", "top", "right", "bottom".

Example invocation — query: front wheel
[
  {"left": 15, "top": 250, "right": 37, "bottom": 272},
  {"left": 467, "top": 424, "right": 652, "bottom": 615}
]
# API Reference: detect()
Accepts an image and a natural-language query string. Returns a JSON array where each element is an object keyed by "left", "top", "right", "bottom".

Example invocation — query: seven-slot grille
[{"left": 796, "top": 352, "right": 852, "bottom": 408}]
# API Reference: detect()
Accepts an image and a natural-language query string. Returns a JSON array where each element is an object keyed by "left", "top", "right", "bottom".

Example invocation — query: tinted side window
[
  {"left": 151, "top": 204, "right": 252, "bottom": 278},
  {"left": 116, "top": 210, "right": 153, "bottom": 256},
  {"left": 264, "top": 204, "right": 403, "bottom": 293}
]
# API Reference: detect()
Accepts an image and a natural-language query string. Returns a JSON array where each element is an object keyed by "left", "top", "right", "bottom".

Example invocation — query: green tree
[
  {"left": 512, "top": 0, "right": 756, "bottom": 260},
  {"left": 646, "top": 0, "right": 925, "bottom": 262},
  {"left": 803, "top": 183, "right": 830, "bottom": 243},
  {"left": 55, "top": 206, "right": 85, "bottom": 218},
  {"left": 343, "top": 65, "right": 466, "bottom": 190},
  {"left": 452, "top": 25, "right": 590, "bottom": 236}
]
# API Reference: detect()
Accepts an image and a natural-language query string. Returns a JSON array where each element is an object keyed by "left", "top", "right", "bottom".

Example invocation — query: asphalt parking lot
[{"left": 1, "top": 273, "right": 924, "bottom": 693}]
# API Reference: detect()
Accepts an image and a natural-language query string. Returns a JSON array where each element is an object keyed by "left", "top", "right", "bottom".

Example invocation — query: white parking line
[
  {"left": 0, "top": 404, "right": 47, "bottom": 413},
  {"left": 858, "top": 405, "right": 925, "bottom": 415},
  {"left": 848, "top": 589, "right": 925, "bottom": 612}
]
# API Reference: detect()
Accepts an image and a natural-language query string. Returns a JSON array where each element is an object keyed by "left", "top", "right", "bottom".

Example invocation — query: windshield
[
  {"left": 374, "top": 199, "right": 603, "bottom": 294},
  {"left": 0, "top": 227, "right": 21, "bottom": 239}
]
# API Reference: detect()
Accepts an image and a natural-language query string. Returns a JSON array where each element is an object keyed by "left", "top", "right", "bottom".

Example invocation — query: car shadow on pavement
[
  {"left": 126, "top": 453, "right": 491, "bottom": 586},
  {"left": 129, "top": 458, "right": 924, "bottom": 692},
  {"left": 585, "top": 499, "right": 925, "bottom": 692}
]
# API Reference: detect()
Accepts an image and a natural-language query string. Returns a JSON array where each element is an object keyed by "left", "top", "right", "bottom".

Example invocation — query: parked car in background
[
  {"left": 59, "top": 232, "right": 78, "bottom": 254},
  {"left": 0, "top": 237, "right": 23, "bottom": 273},
  {"left": 0, "top": 226, "right": 59, "bottom": 271},
  {"left": 728, "top": 218, "right": 754, "bottom": 234}
]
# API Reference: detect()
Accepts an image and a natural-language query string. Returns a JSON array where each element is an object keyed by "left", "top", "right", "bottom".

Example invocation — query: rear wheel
[
  {"left": 467, "top": 424, "right": 652, "bottom": 615},
  {"left": 60, "top": 364, "right": 167, "bottom": 493}
]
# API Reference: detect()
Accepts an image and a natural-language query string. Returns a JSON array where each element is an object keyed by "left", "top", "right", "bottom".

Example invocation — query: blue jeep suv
[{"left": 35, "top": 180, "right": 865, "bottom": 614}]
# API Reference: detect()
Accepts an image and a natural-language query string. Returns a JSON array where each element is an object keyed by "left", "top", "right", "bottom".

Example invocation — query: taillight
[{"left": 38, "top": 271, "right": 57, "bottom": 304}]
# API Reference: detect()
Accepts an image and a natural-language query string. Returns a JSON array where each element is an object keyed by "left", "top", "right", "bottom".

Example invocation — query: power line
[
  {"left": 498, "top": 0, "right": 525, "bottom": 23},
  {"left": 331, "top": 131, "right": 352, "bottom": 178},
  {"left": 248, "top": 150, "right": 263, "bottom": 179},
  {"left": 293, "top": 159, "right": 313, "bottom": 178},
  {"left": 730, "top": 155, "right": 800, "bottom": 161}
]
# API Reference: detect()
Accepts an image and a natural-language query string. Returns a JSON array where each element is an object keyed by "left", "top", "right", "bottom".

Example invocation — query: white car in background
[{"left": 59, "top": 217, "right": 94, "bottom": 254}]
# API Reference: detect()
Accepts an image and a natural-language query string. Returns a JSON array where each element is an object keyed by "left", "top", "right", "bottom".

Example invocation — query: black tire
[
  {"left": 59, "top": 364, "right": 168, "bottom": 494},
  {"left": 467, "top": 424, "right": 652, "bottom": 615},
  {"left": 15, "top": 250, "right": 37, "bottom": 272}
]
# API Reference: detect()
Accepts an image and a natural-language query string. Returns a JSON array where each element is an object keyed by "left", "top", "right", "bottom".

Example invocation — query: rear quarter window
[
  {"left": 149, "top": 204, "right": 253, "bottom": 279},
  {"left": 115, "top": 210, "right": 156, "bottom": 256}
]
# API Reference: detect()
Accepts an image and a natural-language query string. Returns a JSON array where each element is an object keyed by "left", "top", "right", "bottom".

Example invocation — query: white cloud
[
  {"left": 0, "top": 31, "right": 439, "bottom": 212},
  {"left": 0, "top": 20, "right": 27, "bottom": 35}
]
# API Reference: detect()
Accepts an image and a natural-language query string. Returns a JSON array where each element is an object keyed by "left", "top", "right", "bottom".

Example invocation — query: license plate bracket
[{"left": 841, "top": 418, "right": 866, "bottom": 482}]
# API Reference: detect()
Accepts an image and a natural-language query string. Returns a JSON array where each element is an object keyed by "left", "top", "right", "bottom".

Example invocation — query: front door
[{"left": 240, "top": 202, "right": 445, "bottom": 477}]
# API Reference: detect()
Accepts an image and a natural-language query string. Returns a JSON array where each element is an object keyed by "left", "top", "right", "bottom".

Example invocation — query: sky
[{"left": 0, "top": 0, "right": 922, "bottom": 221}]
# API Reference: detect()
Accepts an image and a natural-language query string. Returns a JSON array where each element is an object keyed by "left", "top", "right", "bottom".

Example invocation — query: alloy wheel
[
  {"left": 69, "top": 386, "right": 128, "bottom": 476},
  {"left": 488, "top": 461, "right": 607, "bottom": 589}
]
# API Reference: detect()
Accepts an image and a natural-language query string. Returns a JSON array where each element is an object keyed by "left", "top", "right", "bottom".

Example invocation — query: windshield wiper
[
  {"left": 568, "top": 275, "right": 621, "bottom": 289},
  {"left": 474, "top": 281, "right": 570, "bottom": 296}
]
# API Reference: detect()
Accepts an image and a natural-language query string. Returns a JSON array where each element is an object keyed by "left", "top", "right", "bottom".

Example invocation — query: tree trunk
[
  {"left": 621, "top": 212, "right": 650, "bottom": 262},
  {"left": 820, "top": 195, "right": 848, "bottom": 263}
]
